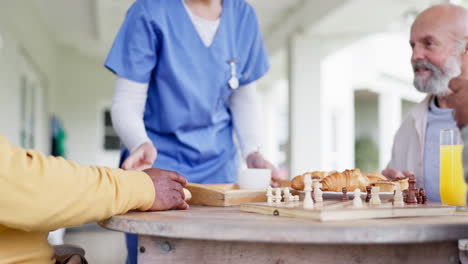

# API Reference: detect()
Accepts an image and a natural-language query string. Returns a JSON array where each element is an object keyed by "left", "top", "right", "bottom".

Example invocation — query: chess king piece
[
  {"left": 303, "top": 174, "right": 314, "bottom": 209},
  {"left": 365, "top": 186, "right": 372, "bottom": 203},
  {"left": 275, "top": 188, "right": 282, "bottom": 205},
  {"left": 267, "top": 186, "right": 273, "bottom": 205},
  {"left": 393, "top": 183, "right": 405, "bottom": 207},
  {"left": 353, "top": 188, "right": 363, "bottom": 208},
  {"left": 369, "top": 186, "right": 381, "bottom": 206}
]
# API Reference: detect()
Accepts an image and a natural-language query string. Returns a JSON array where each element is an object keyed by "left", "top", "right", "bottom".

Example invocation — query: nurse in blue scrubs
[{"left": 105, "top": 0, "right": 280, "bottom": 263}]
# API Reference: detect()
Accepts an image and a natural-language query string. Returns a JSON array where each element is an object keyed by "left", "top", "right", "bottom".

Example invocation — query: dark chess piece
[
  {"left": 341, "top": 187, "right": 348, "bottom": 201},
  {"left": 404, "top": 173, "right": 418, "bottom": 204},
  {"left": 365, "top": 186, "right": 372, "bottom": 203},
  {"left": 419, "top": 188, "right": 428, "bottom": 204}
]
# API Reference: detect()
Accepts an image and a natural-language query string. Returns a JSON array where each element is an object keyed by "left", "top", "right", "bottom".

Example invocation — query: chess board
[{"left": 240, "top": 201, "right": 456, "bottom": 222}]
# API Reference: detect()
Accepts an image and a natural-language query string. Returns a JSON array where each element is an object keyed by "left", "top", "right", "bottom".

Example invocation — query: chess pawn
[
  {"left": 267, "top": 186, "right": 273, "bottom": 205},
  {"left": 283, "top": 187, "right": 292, "bottom": 203},
  {"left": 341, "top": 187, "right": 349, "bottom": 201},
  {"left": 275, "top": 188, "right": 282, "bottom": 205},
  {"left": 416, "top": 193, "right": 422, "bottom": 204},
  {"left": 369, "top": 186, "right": 381, "bottom": 206},
  {"left": 314, "top": 183, "right": 323, "bottom": 203},
  {"left": 393, "top": 183, "right": 405, "bottom": 207},
  {"left": 303, "top": 175, "right": 314, "bottom": 209},
  {"left": 353, "top": 188, "right": 363, "bottom": 208},
  {"left": 419, "top": 188, "right": 428, "bottom": 204}
]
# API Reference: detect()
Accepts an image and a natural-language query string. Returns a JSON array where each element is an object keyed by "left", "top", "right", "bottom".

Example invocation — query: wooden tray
[
  {"left": 240, "top": 201, "right": 456, "bottom": 222},
  {"left": 185, "top": 183, "right": 266, "bottom": 207}
]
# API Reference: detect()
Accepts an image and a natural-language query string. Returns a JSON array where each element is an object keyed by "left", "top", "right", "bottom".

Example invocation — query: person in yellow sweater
[{"left": 0, "top": 135, "right": 189, "bottom": 264}]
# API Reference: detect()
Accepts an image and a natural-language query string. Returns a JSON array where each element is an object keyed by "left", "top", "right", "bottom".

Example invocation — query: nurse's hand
[
  {"left": 246, "top": 152, "right": 284, "bottom": 187},
  {"left": 122, "top": 142, "right": 157, "bottom": 171},
  {"left": 144, "top": 168, "right": 189, "bottom": 211}
]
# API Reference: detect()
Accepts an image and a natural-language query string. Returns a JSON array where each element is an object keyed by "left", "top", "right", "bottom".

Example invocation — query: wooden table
[{"left": 100, "top": 206, "right": 468, "bottom": 264}]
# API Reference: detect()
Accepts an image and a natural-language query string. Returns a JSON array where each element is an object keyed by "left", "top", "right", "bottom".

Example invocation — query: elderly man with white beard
[{"left": 382, "top": 4, "right": 468, "bottom": 203}]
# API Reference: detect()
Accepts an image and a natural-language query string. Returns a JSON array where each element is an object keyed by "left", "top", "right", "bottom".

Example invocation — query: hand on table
[
  {"left": 246, "top": 152, "right": 285, "bottom": 187},
  {"left": 447, "top": 77, "right": 468, "bottom": 129},
  {"left": 144, "top": 168, "right": 189, "bottom": 211},
  {"left": 122, "top": 142, "right": 157, "bottom": 171},
  {"left": 381, "top": 168, "right": 413, "bottom": 181}
]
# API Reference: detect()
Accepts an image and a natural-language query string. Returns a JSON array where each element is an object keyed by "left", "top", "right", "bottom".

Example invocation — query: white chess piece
[
  {"left": 293, "top": 195, "right": 300, "bottom": 205},
  {"left": 314, "top": 182, "right": 323, "bottom": 203},
  {"left": 352, "top": 188, "right": 363, "bottom": 208},
  {"left": 275, "top": 188, "right": 282, "bottom": 205},
  {"left": 303, "top": 175, "right": 314, "bottom": 209},
  {"left": 283, "top": 187, "right": 292, "bottom": 203},
  {"left": 267, "top": 186, "right": 273, "bottom": 205},
  {"left": 393, "top": 183, "right": 405, "bottom": 207},
  {"left": 369, "top": 186, "right": 381, "bottom": 206}
]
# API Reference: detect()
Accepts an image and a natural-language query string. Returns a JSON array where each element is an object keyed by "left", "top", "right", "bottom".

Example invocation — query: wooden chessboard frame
[
  {"left": 240, "top": 201, "right": 456, "bottom": 222},
  {"left": 185, "top": 183, "right": 266, "bottom": 206}
]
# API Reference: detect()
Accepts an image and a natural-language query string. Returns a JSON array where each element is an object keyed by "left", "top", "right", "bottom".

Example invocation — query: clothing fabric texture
[
  {"left": 423, "top": 97, "right": 458, "bottom": 202},
  {"left": 105, "top": 0, "right": 269, "bottom": 185},
  {"left": 111, "top": 77, "right": 260, "bottom": 158},
  {"left": 0, "top": 135, "right": 154, "bottom": 263}
]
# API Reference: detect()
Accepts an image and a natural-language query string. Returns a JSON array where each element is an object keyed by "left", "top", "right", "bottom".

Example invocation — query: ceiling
[{"left": 31, "top": 0, "right": 440, "bottom": 59}]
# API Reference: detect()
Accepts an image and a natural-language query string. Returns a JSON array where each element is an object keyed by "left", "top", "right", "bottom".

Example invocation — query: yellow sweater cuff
[{"left": 111, "top": 169, "right": 155, "bottom": 211}]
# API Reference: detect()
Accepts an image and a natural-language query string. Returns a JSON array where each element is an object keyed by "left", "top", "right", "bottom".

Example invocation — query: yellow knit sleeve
[{"left": 0, "top": 136, "right": 155, "bottom": 232}]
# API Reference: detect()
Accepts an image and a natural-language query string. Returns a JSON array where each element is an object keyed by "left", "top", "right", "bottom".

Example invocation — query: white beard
[{"left": 413, "top": 51, "right": 462, "bottom": 96}]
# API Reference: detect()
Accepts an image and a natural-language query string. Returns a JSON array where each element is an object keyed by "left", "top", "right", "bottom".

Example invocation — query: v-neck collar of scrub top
[{"left": 178, "top": 0, "right": 226, "bottom": 50}]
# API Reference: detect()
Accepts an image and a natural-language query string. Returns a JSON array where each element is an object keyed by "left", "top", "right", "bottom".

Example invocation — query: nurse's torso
[{"left": 141, "top": 0, "right": 252, "bottom": 184}]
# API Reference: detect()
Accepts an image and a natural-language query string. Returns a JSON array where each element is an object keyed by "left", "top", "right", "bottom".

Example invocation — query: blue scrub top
[{"left": 105, "top": 0, "right": 269, "bottom": 184}]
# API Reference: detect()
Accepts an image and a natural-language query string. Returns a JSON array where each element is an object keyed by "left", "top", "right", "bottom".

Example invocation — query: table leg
[{"left": 138, "top": 236, "right": 458, "bottom": 264}]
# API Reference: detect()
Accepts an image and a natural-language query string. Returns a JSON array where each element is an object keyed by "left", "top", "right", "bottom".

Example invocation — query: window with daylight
[{"left": 103, "top": 110, "right": 121, "bottom": 151}]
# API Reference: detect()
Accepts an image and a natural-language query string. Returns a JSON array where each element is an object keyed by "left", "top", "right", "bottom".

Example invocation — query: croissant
[
  {"left": 364, "top": 172, "right": 387, "bottom": 183},
  {"left": 320, "top": 169, "right": 369, "bottom": 192},
  {"left": 291, "top": 171, "right": 334, "bottom": 190}
]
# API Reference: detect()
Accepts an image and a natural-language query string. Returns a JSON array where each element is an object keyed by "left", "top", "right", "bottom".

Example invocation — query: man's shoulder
[{"left": 395, "top": 95, "right": 431, "bottom": 137}]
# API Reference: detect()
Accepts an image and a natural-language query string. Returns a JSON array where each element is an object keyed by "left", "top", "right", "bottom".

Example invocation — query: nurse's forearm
[
  {"left": 111, "top": 77, "right": 151, "bottom": 152},
  {"left": 229, "top": 83, "right": 260, "bottom": 159}
]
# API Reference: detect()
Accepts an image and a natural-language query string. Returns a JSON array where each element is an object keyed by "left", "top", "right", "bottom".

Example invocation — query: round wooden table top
[{"left": 100, "top": 206, "right": 468, "bottom": 244}]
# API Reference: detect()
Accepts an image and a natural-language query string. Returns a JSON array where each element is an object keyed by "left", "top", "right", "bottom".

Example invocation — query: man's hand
[
  {"left": 447, "top": 77, "right": 468, "bottom": 129},
  {"left": 381, "top": 168, "right": 412, "bottom": 181},
  {"left": 122, "top": 142, "right": 157, "bottom": 171},
  {"left": 246, "top": 152, "right": 285, "bottom": 187},
  {"left": 144, "top": 168, "right": 189, "bottom": 211}
]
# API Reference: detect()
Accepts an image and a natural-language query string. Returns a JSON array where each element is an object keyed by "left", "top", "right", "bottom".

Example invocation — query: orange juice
[{"left": 440, "top": 144, "right": 466, "bottom": 206}]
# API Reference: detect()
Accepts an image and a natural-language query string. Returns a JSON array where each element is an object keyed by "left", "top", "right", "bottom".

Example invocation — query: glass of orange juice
[{"left": 440, "top": 129, "right": 466, "bottom": 206}]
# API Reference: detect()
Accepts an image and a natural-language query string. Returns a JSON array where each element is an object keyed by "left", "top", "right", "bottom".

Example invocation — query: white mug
[{"left": 237, "top": 168, "right": 271, "bottom": 189}]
